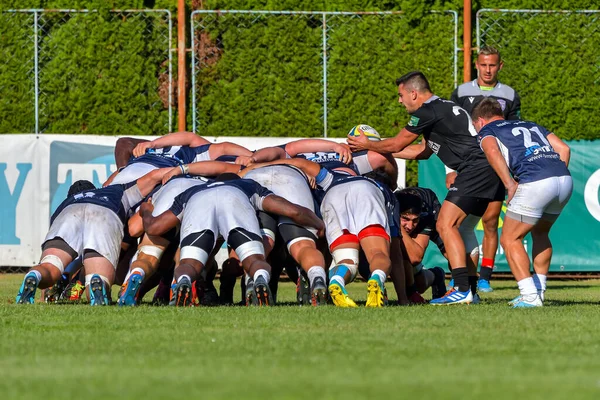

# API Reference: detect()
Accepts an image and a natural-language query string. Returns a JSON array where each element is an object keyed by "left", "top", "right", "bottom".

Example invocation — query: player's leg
[
  {"left": 220, "top": 250, "right": 244, "bottom": 305},
  {"left": 171, "top": 229, "right": 215, "bottom": 306},
  {"left": 118, "top": 233, "right": 171, "bottom": 306},
  {"left": 16, "top": 245, "right": 75, "bottom": 304},
  {"left": 284, "top": 229, "right": 327, "bottom": 306},
  {"left": 389, "top": 236, "right": 409, "bottom": 305},
  {"left": 459, "top": 214, "right": 483, "bottom": 302},
  {"left": 359, "top": 227, "right": 391, "bottom": 308},
  {"left": 82, "top": 251, "right": 116, "bottom": 306},
  {"left": 479, "top": 200, "right": 503, "bottom": 292},
  {"left": 328, "top": 240, "right": 360, "bottom": 307}
]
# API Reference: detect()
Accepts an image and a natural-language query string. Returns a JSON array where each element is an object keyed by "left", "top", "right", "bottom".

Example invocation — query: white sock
[
  {"left": 27, "top": 270, "right": 42, "bottom": 282},
  {"left": 245, "top": 273, "right": 252, "bottom": 285},
  {"left": 517, "top": 277, "right": 538, "bottom": 297},
  {"left": 131, "top": 267, "right": 146, "bottom": 279},
  {"left": 253, "top": 269, "right": 270, "bottom": 283},
  {"left": 177, "top": 274, "right": 191, "bottom": 283},
  {"left": 532, "top": 274, "right": 547, "bottom": 292},
  {"left": 370, "top": 269, "right": 387, "bottom": 284},
  {"left": 330, "top": 275, "right": 345, "bottom": 288},
  {"left": 307, "top": 266, "right": 326, "bottom": 287}
]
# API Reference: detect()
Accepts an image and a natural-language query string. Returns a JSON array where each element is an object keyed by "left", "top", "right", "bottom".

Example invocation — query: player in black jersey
[
  {"left": 348, "top": 71, "right": 503, "bottom": 305},
  {"left": 450, "top": 45, "right": 521, "bottom": 290}
]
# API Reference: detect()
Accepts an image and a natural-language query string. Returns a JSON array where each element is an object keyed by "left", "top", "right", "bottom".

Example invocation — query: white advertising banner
[{"left": 0, "top": 134, "right": 405, "bottom": 267}]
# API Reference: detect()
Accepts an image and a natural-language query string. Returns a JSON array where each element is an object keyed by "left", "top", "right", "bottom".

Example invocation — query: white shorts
[
  {"left": 244, "top": 165, "right": 317, "bottom": 235},
  {"left": 507, "top": 175, "right": 573, "bottom": 222},
  {"left": 110, "top": 162, "right": 157, "bottom": 185},
  {"left": 179, "top": 186, "right": 264, "bottom": 263},
  {"left": 152, "top": 177, "right": 208, "bottom": 216},
  {"left": 44, "top": 203, "right": 124, "bottom": 268},
  {"left": 321, "top": 180, "right": 389, "bottom": 247}
]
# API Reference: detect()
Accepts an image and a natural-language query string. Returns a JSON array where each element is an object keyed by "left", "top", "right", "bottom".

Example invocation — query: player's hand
[
  {"left": 161, "top": 166, "right": 182, "bottom": 185},
  {"left": 347, "top": 133, "right": 370, "bottom": 152},
  {"left": 316, "top": 222, "right": 325, "bottom": 238},
  {"left": 307, "top": 174, "right": 317, "bottom": 189},
  {"left": 333, "top": 143, "right": 353, "bottom": 164},
  {"left": 506, "top": 180, "right": 518, "bottom": 204},
  {"left": 133, "top": 141, "right": 154, "bottom": 158},
  {"left": 445, "top": 171, "right": 457, "bottom": 189},
  {"left": 235, "top": 155, "right": 255, "bottom": 166},
  {"left": 139, "top": 198, "right": 154, "bottom": 216}
]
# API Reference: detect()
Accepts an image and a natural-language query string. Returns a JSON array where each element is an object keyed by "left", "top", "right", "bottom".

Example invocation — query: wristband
[{"left": 179, "top": 164, "right": 189, "bottom": 175}]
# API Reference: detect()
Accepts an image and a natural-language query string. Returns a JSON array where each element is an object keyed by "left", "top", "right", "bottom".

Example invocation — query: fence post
[
  {"left": 177, "top": 0, "right": 186, "bottom": 132},
  {"left": 33, "top": 10, "right": 39, "bottom": 134},
  {"left": 463, "top": 0, "right": 472, "bottom": 83},
  {"left": 321, "top": 12, "right": 328, "bottom": 138}
]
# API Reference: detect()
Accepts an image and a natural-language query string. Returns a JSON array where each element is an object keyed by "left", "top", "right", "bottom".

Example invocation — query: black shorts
[
  {"left": 449, "top": 163, "right": 503, "bottom": 200},
  {"left": 445, "top": 195, "right": 490, "bottom": 217}
]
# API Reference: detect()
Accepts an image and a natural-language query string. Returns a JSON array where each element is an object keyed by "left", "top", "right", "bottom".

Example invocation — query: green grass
[{"left": 1, "top": 274, "right": 600, "bottom": 400}]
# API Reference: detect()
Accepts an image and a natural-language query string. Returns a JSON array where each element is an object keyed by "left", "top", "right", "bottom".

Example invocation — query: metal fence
[
  {"left": 476, "top": 9, "right": 600, "bottom": 138},
  {"left": 0, "top": 9, "right": 173, "bottom": 134},
  {"left": 191, "top": 10, "right": 458, "bottom": 138}
]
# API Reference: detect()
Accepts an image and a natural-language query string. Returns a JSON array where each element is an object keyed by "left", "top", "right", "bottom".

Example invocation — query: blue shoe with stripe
[
  {"left": 16, "top": 272, "right": 40, "bottom": 304},
  {"left": 446, "top": 279, "right": 454, "bottom": 291},
  {"left": 430, "top": 288, "right": 473, "bottom": 305},
  {"left": 117, "top": 272, "right": 143, "bottom": 306}
]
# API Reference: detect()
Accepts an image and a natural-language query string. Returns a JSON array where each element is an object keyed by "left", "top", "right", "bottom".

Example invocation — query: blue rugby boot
[
  {"left": 16, "top": 272, "right": 40, "bottom": 304},
  {"left": 89, "top": 275, "right": 110, "bottom": 306},
  {"left": 430, "top": 288, "right": 473, "bottom": 305}
]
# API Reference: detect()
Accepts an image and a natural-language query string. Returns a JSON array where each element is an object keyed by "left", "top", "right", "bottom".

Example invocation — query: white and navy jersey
[
  {"left": 451, "top": 80, "right": 521, "bottom": 120},
  {"left": 152, "top": 175, "right": 211, "bottom": 216},
  {"left": 292, "top": 151, "right": 372, "bottom": 175},
  {"left": 168, "top": 179, "right": 274, "bottom": 220},
  {"left": 316, "top": 167, "right": 400, "bottom": 235},
  {"left": 51, "top": 183, "right": 142, "bottom": 225},
  {"left": 478, "top": 120, "right": 570, "bottom": 184},
  {"left": 128, "top": 144, "right": 213, "bottom": 168}
]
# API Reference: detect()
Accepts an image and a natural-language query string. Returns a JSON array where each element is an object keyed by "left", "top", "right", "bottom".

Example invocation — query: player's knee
[{"left": 40, "top": 255, "right": 65, "bottom": 274}]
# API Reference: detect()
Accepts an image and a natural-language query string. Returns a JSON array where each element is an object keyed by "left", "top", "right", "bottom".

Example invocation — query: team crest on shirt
[
  {"left": 408, "top": 115, "right": 420, "bottom": 127},
  {"left": 468, "top": 97, "right": 475, "bottom": 103},
  {"left": 497, "top": 99, "right": 507, "bottom": 110}
]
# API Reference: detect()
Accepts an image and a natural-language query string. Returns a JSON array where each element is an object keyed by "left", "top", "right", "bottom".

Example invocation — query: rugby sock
[
  {"left": 27, "top": 270, "right": 42, "bottom": 282},
  {"left": 422, "top": 269, "right": 435, "bottom": 291},
  {"left": 517, "top": 277, "right": 538, "bottom": 298},
  {"left": 451, "top": 267, "right": 469, "bottom": 292},
  {"left": 177, "top": 274, "right": 191, "bottom": 283},
  {"left": 253, "top": 269, "right": 270, "bottom": 283},
  {"left": 130, "top": 267, "right": 146, "bottom": 280},
  {"left": 468, "top": 275, "right": 478, "bottom": 296},
  {"left": 307, "top": 266, "right": 326, "bottom": 287},
  {"left": 532, "top": 273, "right": 547, "bottom": 298},
  {"left": 244, "top": 273, "right": 252, "bottom": 285},
  {"left": 479, "top": 257, "right": 494, "bottom": 281},
  {"left": 370, "top": 269, "right": 387, "bottom": 285},
  {"left": 330, "top": 275, "right": 346, "bottom": 288}
]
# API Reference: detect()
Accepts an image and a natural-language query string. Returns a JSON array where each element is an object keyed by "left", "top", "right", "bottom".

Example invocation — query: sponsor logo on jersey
[
  {"left": 427, "top": 140, "right": 440, "bottom": 154},
  {"left": 408, "top": 115, "right": 420, "bottom": 127},
  {"left": 497, "top": 99, "right": 507, "bottom": 110}
]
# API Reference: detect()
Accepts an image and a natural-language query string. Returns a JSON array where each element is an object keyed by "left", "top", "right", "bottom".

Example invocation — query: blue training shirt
[{"left": 478, "top": 120, "right": 570, "bottom": 184}]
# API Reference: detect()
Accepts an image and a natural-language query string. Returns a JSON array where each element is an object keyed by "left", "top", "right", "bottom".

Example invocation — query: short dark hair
[
  {"left": 68, "top": 180, "right": 95, "bottom": 197},
  {"left": 395, "top": 191, "right": 422, "bottom": 215},
  {"left": 471, "top": 97, "right": 504, "bottom": 120},
  {"left": 395, "top": 71, "right": 432, "bottom": 93}
]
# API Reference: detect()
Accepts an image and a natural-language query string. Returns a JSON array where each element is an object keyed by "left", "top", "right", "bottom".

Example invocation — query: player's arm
[
  {"left": 507, "top": 92, "right": 522, "bottom": 120},
  {"left": 133, "top": 132, "right": 209, "bottom": 157},
  {"left": 161, "top": 161, "right": 242, "bottom": 184},
  {"left": 248, "top": 146, "right": 288, "bottom": 164},
  {"left": 547, "top": 133, "right": 570, "bottom": 167},
  {"left": 208, "top": 142, "right": 253, "bottom": 159},
  {"left": 480, "top": 136, "right": 517, "bottom": 200},
  {"left": 348, "top": 127, "right": 420, "bottom": 154},
  {"left": 261, "top": 195, "right": 325, "bottom": 237},
  {"left": 115, "top": 137, "right": 149, "bottom": 168},
  {"left": 391, "top": 140, "right": 433, "bottom": 160},
  {"left": 400, "top": 230, "right": 430, "bottom": 265},
  {"left": 127, "top": 212, "right": 144, "bottom": 238},
  {"left": 140, "top": 201, "right": 180, "bottom": 236},
  {"left": 244, "top": 157, "right": 322, "bottom": 178},
  {"left": 135, "top": 167, "right": 174, "bottom": 197},
  {"left": 285, "top": 139, "right": 352, "bottom": 164}
]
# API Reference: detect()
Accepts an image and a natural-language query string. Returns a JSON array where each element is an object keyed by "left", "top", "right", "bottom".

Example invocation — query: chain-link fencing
[
  {"left": 191, "top": 10, "right": 458, "bottom": 138},
  {"left": 476, "top": 9, "right": 600, "bottom": 140},
  {"left": 0, "top": 9, "right": 173, "bottom": 135}
]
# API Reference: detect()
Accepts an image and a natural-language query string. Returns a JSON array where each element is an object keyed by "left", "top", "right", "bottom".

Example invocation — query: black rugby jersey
[{"left": 451, "top": 80, "right": 521, "bottom": 120}]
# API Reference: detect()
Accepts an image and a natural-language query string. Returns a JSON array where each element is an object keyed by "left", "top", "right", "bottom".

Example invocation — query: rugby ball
[{"left": 348, "top": 124, "right": 381, "bottom": 141}]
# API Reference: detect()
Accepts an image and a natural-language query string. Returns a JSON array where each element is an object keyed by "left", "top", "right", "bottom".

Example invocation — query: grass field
[{"left": 1, "top": 274, "right": 600, "bottom": 400}]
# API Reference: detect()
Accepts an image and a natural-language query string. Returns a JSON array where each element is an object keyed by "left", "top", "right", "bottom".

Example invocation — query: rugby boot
[
  {"left": 365, "top": 275, "right": 387, "bottom": 308},
  {"left": 169, "top": 277, "right": 193, "bottom": 307},
  {"left": 328, "top": 282, "right": 357, "bottom": 308},
  {"left": 44, "top": 274, "right": 69, "bottom": 303},
  {"left": 16, "top": 272, "right": 39, "bottom": 304},
  {"left": 117, "top": 271, "right": 143, "bottom": 306},
  {"left": 89, "top": 275, "right": 110, "bottom": 306},
  {"left": 297, "top": 272, "right": 311, "bottom": 306},
  {"left": 310, "top": 276, "right": 328, "bottom": 306},
  {"left": 429, "top": 288, "right": 473, "bottom": 305},
  {"left": 253, "top": 275, "right": 273, "bottom": 306},
  {"left": 512, "top": 294, "right": 543, "bottom": 308},
  {"left": 478, "top": 279, "right": 494, "bottom": 293}
]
